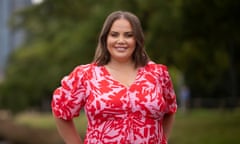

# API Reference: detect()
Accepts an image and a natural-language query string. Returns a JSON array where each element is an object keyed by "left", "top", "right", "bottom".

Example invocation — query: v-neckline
[{"left": 101, "top": 66, "right": 143, "bottom": 89}]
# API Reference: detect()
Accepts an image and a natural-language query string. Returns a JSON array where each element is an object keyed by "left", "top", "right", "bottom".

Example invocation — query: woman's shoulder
[
  {"left": 145, "top": 61, "right": 168, "bottom": 72},
  {"left": 144, "top": 61, "right": 171, "bottom": 81},
  {"left": 69, "top": 63, "right": 97, "bottom": 77},
  {"left": 73, "top": 62, "right": 96, "bottom": 71}
]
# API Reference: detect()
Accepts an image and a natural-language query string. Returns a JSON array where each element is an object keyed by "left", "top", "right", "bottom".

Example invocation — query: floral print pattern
[{"left": 51, "top": 61, "right": 177, "bottom": 144}]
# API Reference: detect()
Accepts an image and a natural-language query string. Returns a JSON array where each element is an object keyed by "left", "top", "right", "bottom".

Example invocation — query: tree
[{"left": 176, "top": 0, "right": 240, "bottom": 104}]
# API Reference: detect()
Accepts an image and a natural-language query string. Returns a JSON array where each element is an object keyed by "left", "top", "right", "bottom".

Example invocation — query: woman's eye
[
  {"left": 110, "top": 32, "right": 118, "bottom": 37},
  {"left": 125, "top": 33, "right": 133, "bottom": 37}
]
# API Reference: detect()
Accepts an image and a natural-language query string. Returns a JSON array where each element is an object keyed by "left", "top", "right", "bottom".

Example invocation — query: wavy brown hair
[{"left": 93, "top": 11, "right": 149, "bottom": 67}]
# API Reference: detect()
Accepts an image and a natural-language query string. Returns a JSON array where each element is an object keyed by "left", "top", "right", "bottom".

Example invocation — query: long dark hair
[{"left": 93, "top": 11, "right": 149, "bottom": 67}]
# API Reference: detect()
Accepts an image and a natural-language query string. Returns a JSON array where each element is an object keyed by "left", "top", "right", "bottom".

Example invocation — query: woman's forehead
[{"left": 110, "top": 18, "right": 133, "bottom": 31}]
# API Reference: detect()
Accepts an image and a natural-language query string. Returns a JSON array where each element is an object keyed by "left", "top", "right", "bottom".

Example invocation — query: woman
[{"left": 51, "top": 10, "right": 177, "bottom": 144}]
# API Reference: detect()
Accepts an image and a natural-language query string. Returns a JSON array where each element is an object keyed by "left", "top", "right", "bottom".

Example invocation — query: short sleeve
[
  {"left": 51, "top": 65, "right": 88, "bottom": 120},
  {"left": 161, "top": 65, "right": 177, "bottom": 114}
]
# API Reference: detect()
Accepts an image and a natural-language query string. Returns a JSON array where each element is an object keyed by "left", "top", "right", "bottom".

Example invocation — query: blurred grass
[
  {"left": 171, "top": 108, "right": 240, "bottom": 144},
  {"left": 14, "top": 110, "right": 88, "bottom": 137},
  {"left": 14, "top": 109, "right": 240, "bottom": 144}
]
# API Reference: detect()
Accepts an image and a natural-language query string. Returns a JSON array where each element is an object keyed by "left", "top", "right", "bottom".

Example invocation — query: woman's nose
[{"left": 117, "top": 36, "right": 125, "bottom": 43}]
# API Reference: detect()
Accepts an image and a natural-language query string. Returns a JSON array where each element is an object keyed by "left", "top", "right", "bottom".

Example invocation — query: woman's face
[{"left": 107, "top": 18, "right": 136, "bottom": 63}]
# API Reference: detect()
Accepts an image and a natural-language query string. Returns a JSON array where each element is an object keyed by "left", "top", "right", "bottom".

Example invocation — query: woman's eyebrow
[
  {"left": 109, "top": 30, "right": 133, "bottom": 32},
  {"left": 110, "top": 31, "right": 118, "bottom": 33},
  {"left": 125, "top": 31, "right": 133, "bottom": 33}
]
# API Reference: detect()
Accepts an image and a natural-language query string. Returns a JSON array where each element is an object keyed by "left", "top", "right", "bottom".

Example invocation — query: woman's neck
[{"left": 106, "top": 59, "right": 136, "bottom": 70}]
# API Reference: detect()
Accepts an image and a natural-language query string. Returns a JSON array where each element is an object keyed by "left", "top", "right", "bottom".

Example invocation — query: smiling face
[
  {"left": 94, "top": 11, "right": 149, "bottom": 67},
  {"left": 107, "top": 18, "right": 136, "bottom": 63}
]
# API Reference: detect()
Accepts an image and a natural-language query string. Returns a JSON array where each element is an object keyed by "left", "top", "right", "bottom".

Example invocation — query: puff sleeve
[
  {"left": 51, "top": 65, "right": 88, "bottom": 120},
  {"left": 163, "top": 66, "right": 177, "bottom": 113},
  {"left": 158, "top": 65, "right": 178, "bottom": 114}
]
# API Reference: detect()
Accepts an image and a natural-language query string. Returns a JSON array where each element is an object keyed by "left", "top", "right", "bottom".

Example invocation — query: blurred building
[{"left": 0, "top": 0, "right": 32, "bottom": 81}]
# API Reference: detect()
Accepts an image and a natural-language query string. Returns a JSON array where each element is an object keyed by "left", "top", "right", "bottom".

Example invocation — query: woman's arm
[
  {"left": 54, "top": 116, "right": 83, "bottom": 144},
  {"left": 163, "top": 113, "right": 175, "bottom": 139}
]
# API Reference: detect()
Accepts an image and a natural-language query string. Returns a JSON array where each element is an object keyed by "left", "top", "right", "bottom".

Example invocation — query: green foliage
[
  {"left": 0, "top": 0, "right": 104, "bottom": 111},
  {"left": 177, "top": 0, "right": 240, "bottom": 98},
  {"left": 0, "top": 0, "right": 239, "bottom": 112}
]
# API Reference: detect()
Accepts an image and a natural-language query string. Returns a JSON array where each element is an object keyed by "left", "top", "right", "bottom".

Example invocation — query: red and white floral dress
[{"left": 51, "top": 61, "right": 177, "bottom": 144}]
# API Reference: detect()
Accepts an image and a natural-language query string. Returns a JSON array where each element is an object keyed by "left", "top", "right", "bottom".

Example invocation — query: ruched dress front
[{"left": 51, "top": 61, "right": 177, "bottom": 144}]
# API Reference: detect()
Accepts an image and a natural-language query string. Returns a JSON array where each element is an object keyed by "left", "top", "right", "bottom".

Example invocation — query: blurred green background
[{"left": 0, "top": 0, "right": 239, "bottom": 143}]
